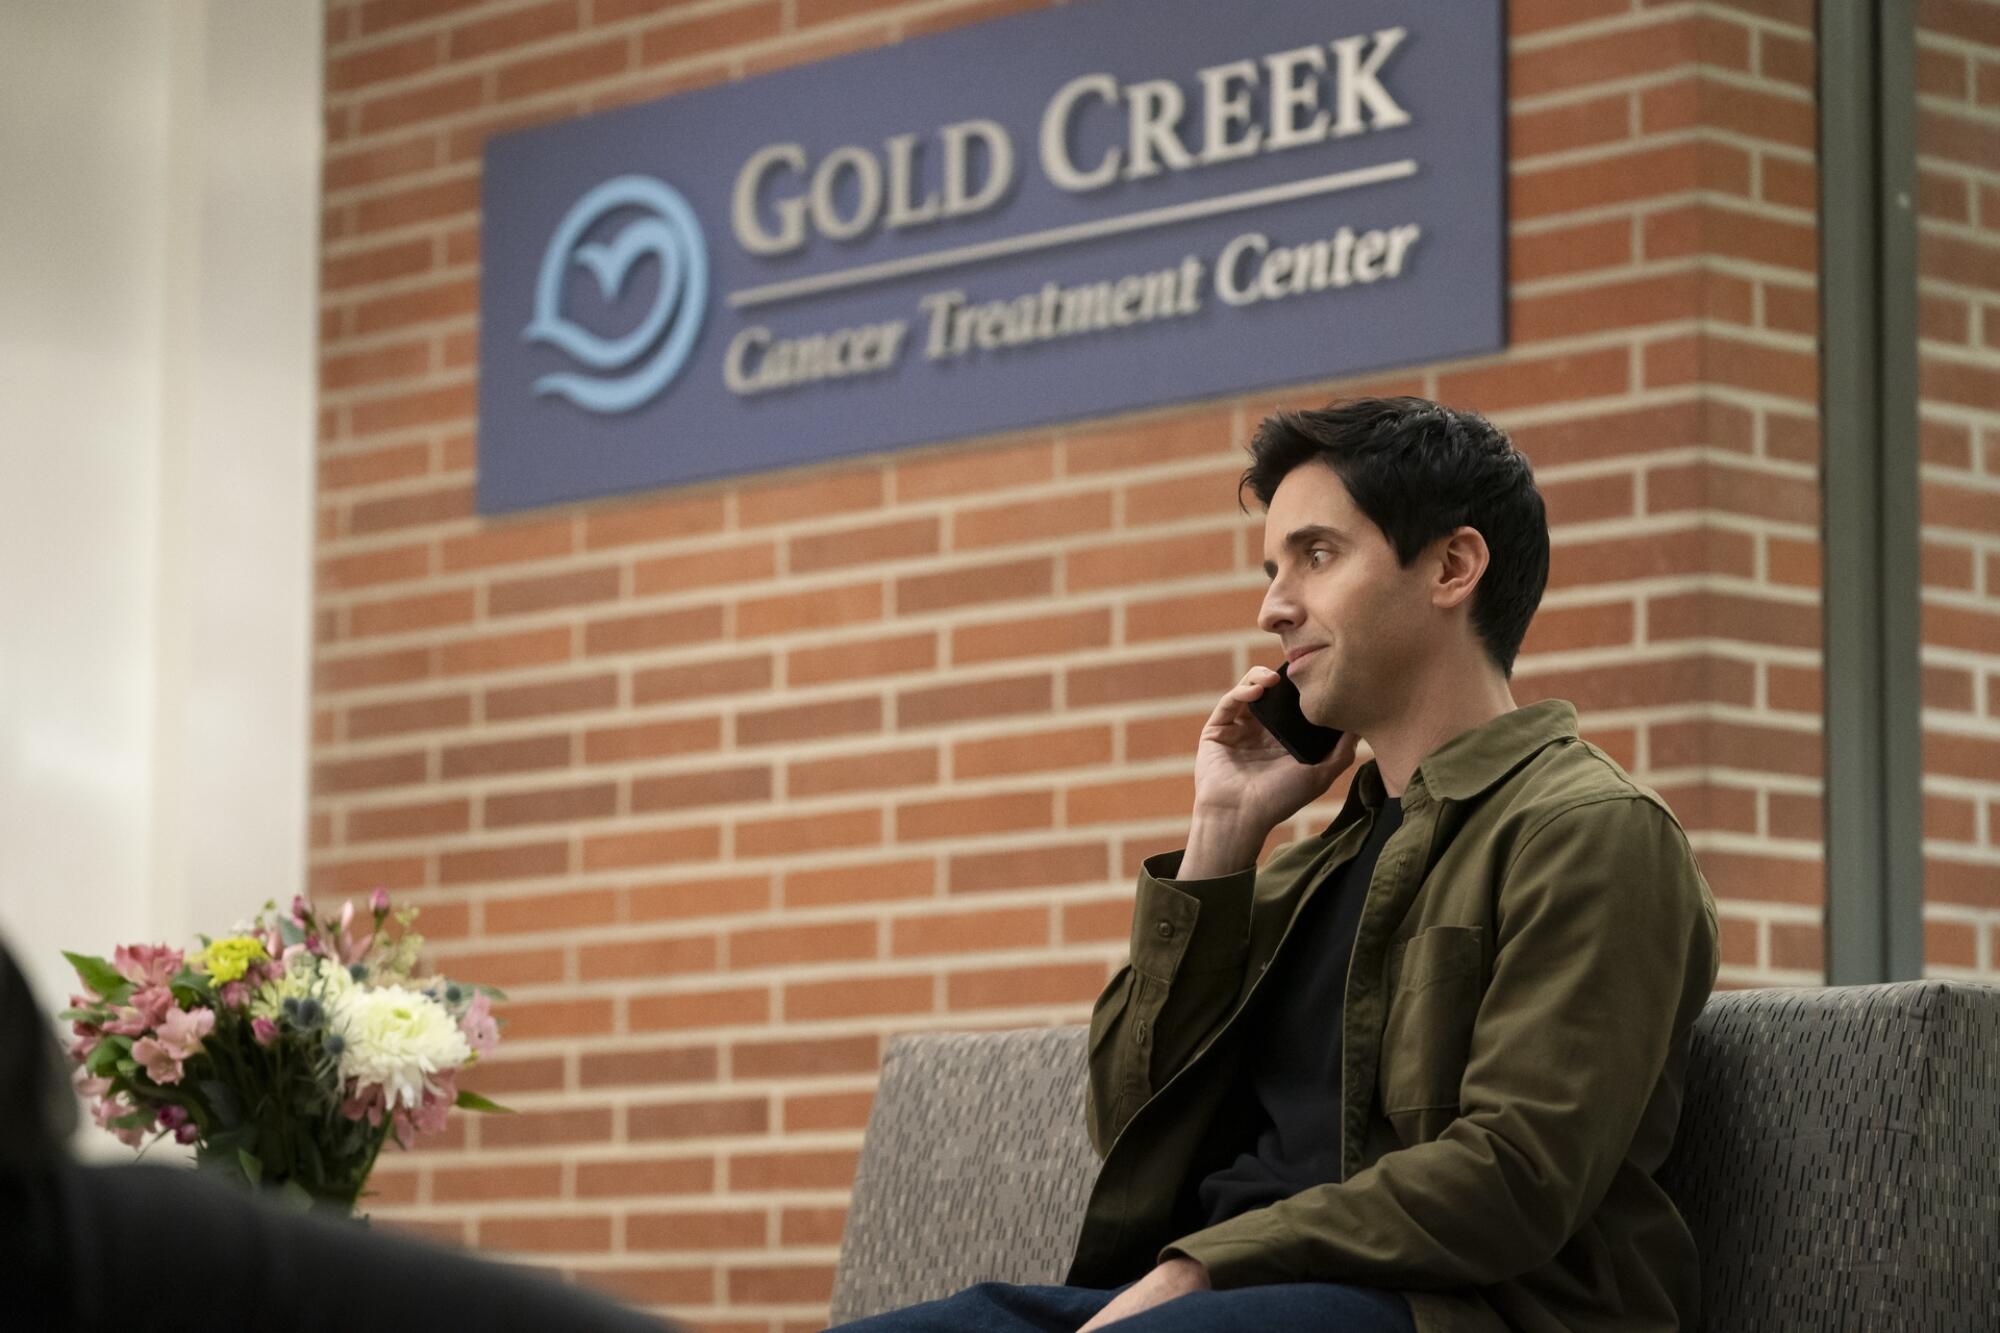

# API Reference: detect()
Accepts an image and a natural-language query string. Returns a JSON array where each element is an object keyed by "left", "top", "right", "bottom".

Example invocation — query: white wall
[{"left": 0, "top": 0, "right": 321, "bottom": 1082}]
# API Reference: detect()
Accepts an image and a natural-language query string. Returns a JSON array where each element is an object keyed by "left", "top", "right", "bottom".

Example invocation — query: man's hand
[{"left": 1075, "top": 1257, "right": 1212, "bottom": 1331}]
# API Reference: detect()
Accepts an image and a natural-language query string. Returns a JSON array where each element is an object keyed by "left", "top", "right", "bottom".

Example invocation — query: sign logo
[{"left": 523, "top": 174, "right": 708, "bottom": 414}]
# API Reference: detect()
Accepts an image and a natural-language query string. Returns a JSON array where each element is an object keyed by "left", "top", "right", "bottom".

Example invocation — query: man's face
[{"left": 1257, "top": 462, "right": 1432, "bottom": 731}]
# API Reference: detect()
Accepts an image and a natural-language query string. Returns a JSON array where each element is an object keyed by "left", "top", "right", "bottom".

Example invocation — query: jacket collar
[
  {"left": 1406, "top": 698, "right": 1579, "bottom": 802},
  {"left": 1326, "top": 699, "right": 1578, "bottom": 834}
]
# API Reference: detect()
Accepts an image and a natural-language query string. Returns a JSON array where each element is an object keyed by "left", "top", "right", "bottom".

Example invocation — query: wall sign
[{"left": 477, "top": 0, "right": 1506, "bottom": 513}]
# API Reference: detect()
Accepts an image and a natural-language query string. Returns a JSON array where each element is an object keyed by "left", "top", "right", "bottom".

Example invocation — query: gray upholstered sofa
[{"left": 829, "top": 981, "right": 2000, "bottom": 1330}]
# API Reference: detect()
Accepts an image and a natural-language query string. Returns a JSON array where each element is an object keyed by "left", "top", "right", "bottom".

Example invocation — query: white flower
[
  {"left": 250, "top": 952, "right": 353, "bottom": 1021},
  {"left": 328, "top": 984, "right": 471, "bottom": 1111}
]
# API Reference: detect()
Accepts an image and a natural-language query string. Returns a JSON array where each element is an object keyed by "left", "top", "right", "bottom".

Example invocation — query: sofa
[{"left": 829, "top": 980, "right": 2000, "bottom": 1330}]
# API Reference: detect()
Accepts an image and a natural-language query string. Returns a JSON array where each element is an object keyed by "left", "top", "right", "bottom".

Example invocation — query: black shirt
[{"left": 1196, "top": 796, "right": 1404, "bottom": 1227}]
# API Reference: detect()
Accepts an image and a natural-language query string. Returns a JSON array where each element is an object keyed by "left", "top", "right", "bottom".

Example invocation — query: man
[{"left": 834, "top": 397, "right": 1719, "bottom": 1331}]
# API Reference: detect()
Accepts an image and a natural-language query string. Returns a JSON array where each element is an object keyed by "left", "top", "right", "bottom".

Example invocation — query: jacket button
[
  {"left": 1135, "top": 1019, "right": 1149, "bottom": 1045},
  {"left": 1155, "top": 920, "right": 1174, "bottom": 940}
]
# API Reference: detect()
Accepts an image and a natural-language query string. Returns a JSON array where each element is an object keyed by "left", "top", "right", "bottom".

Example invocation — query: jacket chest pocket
[{"left": 1379, "top": 925, "right": 1484, "bottom": 1119}]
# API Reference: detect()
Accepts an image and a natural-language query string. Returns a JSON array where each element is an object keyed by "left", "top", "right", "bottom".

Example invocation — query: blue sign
[{"left": 478, "top": 0, "right": 1506, "bottom": 513}]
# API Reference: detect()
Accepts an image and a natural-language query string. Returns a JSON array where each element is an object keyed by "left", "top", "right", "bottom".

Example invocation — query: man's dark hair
[{"left": 1240, "top": 396, "right": 1549, "bottom": 677}]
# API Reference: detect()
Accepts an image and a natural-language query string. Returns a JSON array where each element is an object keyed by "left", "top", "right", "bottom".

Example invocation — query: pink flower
[
  {"left": 91, "top": 1093, "right": 151, "bottom": 1147},
  {"left": 132, "top": 1037, "right": 184, "bottom": 1085},
  {"left": 251, "top": 1017, "right": 279, "bottom": 1047},
  {"left": 410, "top": 1074, "right": 456, "bottom": 1140},
  {"left": 157, "top": 1104, "right": 190, "bottom": 1131},
  {"left": 219, "top": 981, "right": 248, "bottom": 1010},
  {"left": 334, "top": 900, "right": 372, "bottom": 965},
  {"left": 459, "top": 993, "right": 499, "bottom": 1057},
  {"left": 113, "top": 943, "right": 183, "bottom": 988},
  {"left": 101, "top": 1006, "right": 152, "bottom": 1037},
  {"left": 131, "top": 985, "right": 174, "bottom": 1028},
  {"left": 174, "top": 1122, "right": 199, "bottom": 1145},
  {"left": 370, "top": 887, "right": 391, "bottom": 915},
  {"left": 341, "top": 1083, "right": 386, "bottom": 1127},
  {"left": 291, "top": 895, "right": 312, "bottom": 925},
  {"left": 156, "top": 1006, "right": 215, "bottom": 1060}
]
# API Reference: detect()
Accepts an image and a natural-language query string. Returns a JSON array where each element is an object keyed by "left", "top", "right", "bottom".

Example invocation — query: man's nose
[{"left": 1257, "top": 580, "right": 1297, "bottom": 635}]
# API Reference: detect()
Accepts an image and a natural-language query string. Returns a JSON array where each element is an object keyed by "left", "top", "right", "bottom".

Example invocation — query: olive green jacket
[{"left": 1064, "top": 700, "right": 1719, "bottom": 1332}]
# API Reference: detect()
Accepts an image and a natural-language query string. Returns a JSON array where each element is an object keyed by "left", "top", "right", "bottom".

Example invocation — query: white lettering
[
  {"left": 809, "top": 145, "right": 883, "bottom": 242},
  {"left": 1263, "top": 45, "right": 1330, "bottom": 151},
  {"left": 1330, "top": 28, "right": 1412, "bottom": 137},
  {"left": 941, "top": 118, "right": 1015, "bottom": 217},
  {"left": 883, "top": 132, "right": 939, "bottom": 229},
  {"left": 1123, "top": 79, "right": 1194, "bottom": 180},
  {"left": 731, "top": 143, "right": 809, "bottom": 256},
  {"left": 725, "top": 320, "right": 909, "bottom": 395},
  {"left": 1040, "top": 72, "right": 1122, "bottom": 192},
  {"left": 1196, "top": 59, "right": 1262, "bottom": 165}
]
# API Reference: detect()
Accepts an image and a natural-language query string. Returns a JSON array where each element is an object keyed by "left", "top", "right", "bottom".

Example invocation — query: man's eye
[{"left": 1308, "top": 549, "right": 1331, "bottom": 568}]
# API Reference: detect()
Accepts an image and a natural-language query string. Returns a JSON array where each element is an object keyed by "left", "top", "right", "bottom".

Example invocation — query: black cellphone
[{"left": 1247, "top": 660, "right": 1344, "bottom": 764}]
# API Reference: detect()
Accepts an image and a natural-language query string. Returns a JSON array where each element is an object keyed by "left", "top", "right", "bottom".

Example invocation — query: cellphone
[{"left": 1247, "top": 660, "right": 1344, "bottom": 764}]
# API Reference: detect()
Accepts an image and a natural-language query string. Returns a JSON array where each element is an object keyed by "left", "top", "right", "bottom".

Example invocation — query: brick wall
[
  {"left": 1916, "top": 0, "right": 2000, "bottom": 978},
  {"left": 314, "top": 1, "right": 1845, "bottom": 1327}
]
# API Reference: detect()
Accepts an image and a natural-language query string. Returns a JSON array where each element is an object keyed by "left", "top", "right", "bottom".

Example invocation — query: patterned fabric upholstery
[{"left": 829, "top": 981, "right": 2000, "bottom": 1328}]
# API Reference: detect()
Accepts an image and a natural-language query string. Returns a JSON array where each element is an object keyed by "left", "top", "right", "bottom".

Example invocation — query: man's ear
[{"left": 1431, "top": 526, "right": 1489, "bottom": 611}]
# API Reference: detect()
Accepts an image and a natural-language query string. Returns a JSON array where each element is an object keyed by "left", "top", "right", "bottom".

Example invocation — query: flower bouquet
[{"left": 59, "top": 888, "right": 510, "bottom": 1214}]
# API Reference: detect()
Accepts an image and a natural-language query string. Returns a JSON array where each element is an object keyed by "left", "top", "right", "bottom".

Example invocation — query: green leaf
[
  {"left": 63, "top": 951, "right": 132, "bottom": 1005},
  {"left": 454, "top": 1088, "right": 516, "bottom": 1115},
  {"left": 467, "top": 982, "right": 510, "bottom": 1002},
  {"left": 276, "top": 1180, "right": 315, "bottom": 1213},
  {"left": 84, "top": 1040, "right": 125, "bottom": 1077},
  {"left": 108, "top": 1108, "right": 154, "bottom": 1130},
  {"left": 57, "top": 1007, "right": 102, "bottom": 1023},
  {"left": 237, "top": 1148, "right": 263, "bottom": 1189}
]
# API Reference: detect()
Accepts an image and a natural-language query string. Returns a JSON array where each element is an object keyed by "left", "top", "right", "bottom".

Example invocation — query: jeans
[{"left": 826, "top": 1278, "right": 1416, "bottom": 1332}]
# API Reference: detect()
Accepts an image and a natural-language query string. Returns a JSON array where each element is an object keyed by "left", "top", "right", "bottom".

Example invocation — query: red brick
[
  {"left": 736, "top": 695, "right": 882, "bottom": 747},
  {"left": 1063, "top": 408, "right": 1235, "bottom": 475},
  {"left": 322, "top": 238, "right": 434, "bottom": 292},
  {"left": 1066, "top": 530, "right": 1235, "bottom": 592},
  {"left": 733, "top": 1034, "right": 880, "bottom": 1080},
  {"left": 786, "top": 745, "right": 940, "bottom": 798},
  {"left": 1068, "top": 651, "right": 1234, "bottom": 708},
  {"left": 1065, "top": 774, "right": 1194, "bottom": 826},
  {"left": 633, "top": 540, "right": 777, "bottom": 595},
  {"left": 488, "top": 566, "right": 621, "bottom": 618},
  {"left": 737, "top": 807, "right": 882, "bottom": 858},
  {"left": 449, "top": 621, "right": 587, "bottom": 675},
  {"left": 575, "top": 1155, "right": 714, "bottom": 1197},
  {"left": 897, "top": 790, "right": 1053, "bottom": 842},
  {"left": 481, "top": 1102, "right": 616, "bottom": 1150},
  {"left": 1436, "top": 347, "right": 1632, "bottom": 413},
  {"left": 484, "top": 780, "right": 617, "bottom": 829},
  {"left": 318, "top": 438, "right": 430, "bottom": 488},
  {"left": 630, "top": 874, "right": 773, "bottom": 922},
  {"left": 784, "top": 1092, "right": 874, "bottom": 1133},
  {"left": 441, "top": 732, "right": 574, "bottom": 779},
  {"left": 788, "top": 632, "right": 937, "bottom": 687},
  {"left": 629, "top": 1209, "right": 768, "bottom": 1252},
  {"left": 630, "top": 1095, "right": 769, "bottom": 1141},
  {"left": 946, "top": 961, "right": 1107, "bottom": 1011},
  {"left": 579, "top": 934, "right": 718, "bottom": 980},
  {"left": 633, "top": 652, "right": 774, "bottom": 706},
  {"left": 484, "top": 673, "right": 618, "bottom": 722},
  {"left": 954, "top": 491, "right": 1113, "bottom": 549},
  {"left": 328, "top": 33, "right": 439, "bottom": 94},
  {"left": 729, "top": 920, "right": 878, "bottom": 969},
  {"left": 486, "top": 887, "right": 619, "bottom": 935},
  {"left": 495, "top": 37, "right": 630, "bottom": 101},
  {"left": 440, "top": 518, "right": 574, "bottom": 572},
  {"left": 480, "top": 1213, "right": 613, "bottom": 1254},
  {"left": 631, "top": 985, "right": 771, "bottom": 1031},
  {"left": 633, "top": 764, "right": 774, "bottom": 813},
  {"left": 894, "top": 438, "right": 1055, "bottom": 500},
  {"left": 348, "top": 796, "right": 469, "bottom": 842},
  {"left": 948, "top": 841, "right": 1110, "bottom": 893},
  {"left": 579, "top": 1042, "right": 718, "bottom": 1088},
  {"left": 347, "top": 690, "right": 473, "bottom": 740},
  {"left": 584, "top": 716, "right": 724, "bottom": 756},
  {"left": 316, "top": 645, "right": 433, "bottom": 693},
  {"left": 583, "top": 604, "right": 727, "bottom": 656},
  {"left": 428, "top": 1161, "right": 564, "bottom": 1205},
  {"left": 738, "top": 466, "right": 882, "bottom": 528},
  {"left": 636, "top": 1, "right": 786, "bottom": 65},
  {"left": 891, "top": 906, "right": 1049, "bottom": 957},
  {"left": 954, "top": 725, "right": 1113, "bottom": 780},
  {"left": 434, "top": 840, "right": 568, "bottom": 880},
  {"left": 951, "top": 608, "right": 1113, "bottom": 664},
  {"left": 582, "top": 823, "right": 722, "bottom": 872},
  {"left": 896, "top": 557, "right": 1053, "bottom": 614},
  {"left": 348, "top": 588, "right": 476, "bottom": 639},
  {"left": 447, "top": 0, "right": 579, "bottom": 60},
  {"left": 782, "top": 975, "right": 933, "bottom": 1021},
  {"left": 1510, "top": 217, "right": 1632, "bottom": 284},
  {"left": 314, "top": 750, "right": 429, "bottom": 796},
  {"left": 781, "top": 859, "right": 935, "bottom": 909},
  {"left": 790, "top": 517, "right": 940, "bottom": 572},
  {"left": 738, "top": 580, "right": 884, "bottom": 637},
  {"left": 896, "top": 673, "right": 1053, "bottom": 728},
  {"left": 726, "top": 1265, "right": 837, "bottom": 1305},
  {"left": 582, "top": 493, "right": 728, "bottom": 550}
]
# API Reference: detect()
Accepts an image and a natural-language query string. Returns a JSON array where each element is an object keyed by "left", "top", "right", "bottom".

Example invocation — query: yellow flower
[{"left": 196, "top": 935, "right": 269, "bottom": 984}]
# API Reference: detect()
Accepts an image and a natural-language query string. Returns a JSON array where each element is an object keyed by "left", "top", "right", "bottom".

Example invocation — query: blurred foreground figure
[{"left": 0, "top": 934, "right": 678, "bottom": 1333}]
